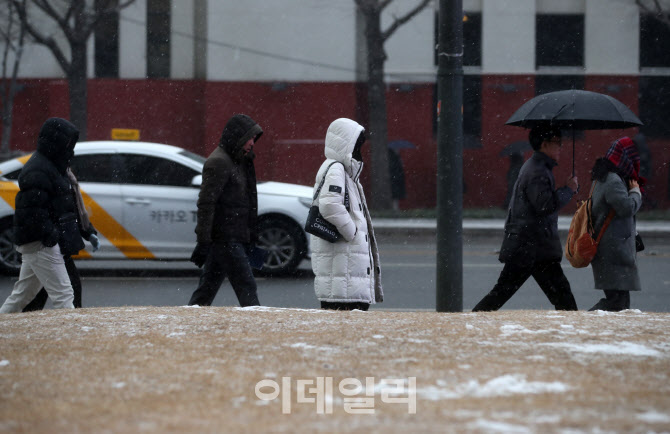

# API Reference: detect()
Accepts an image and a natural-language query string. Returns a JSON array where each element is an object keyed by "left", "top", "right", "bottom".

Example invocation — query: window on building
[
  {"left": 640, "top": 14, "right": 670, "bottom": 68},
  {"left": 147, "top": 0, "right": 171, "bottom": 78},
  {"left": 434, "top": 12, "right": 481, "bottom": 67},
  {"left": 94, "top": 0, "right": 119, "bottom": 78},
  {"left": 463, "top": 13, "right": 481, "bottom": 67},
  {"left": 639, "top": 76, "right": 670, "bottom": 138},
  {"left": 536, "top": 14, "right": 584, "bottom": 68}
]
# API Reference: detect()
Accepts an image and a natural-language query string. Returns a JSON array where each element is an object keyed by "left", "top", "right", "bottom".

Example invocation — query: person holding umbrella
[{"left": 472, "top": 125, "right": 579, "bottom": 312}]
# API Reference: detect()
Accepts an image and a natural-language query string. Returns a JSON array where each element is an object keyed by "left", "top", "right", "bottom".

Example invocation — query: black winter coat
[
  {"left": 195, "top": 114, "right": 262, "bottom": 244},
  {"left": 499, "top": 151, "right": 575, "bottom": 265},
  {"left": 14, "top": 118, "right": 80, "bottom": 248}
]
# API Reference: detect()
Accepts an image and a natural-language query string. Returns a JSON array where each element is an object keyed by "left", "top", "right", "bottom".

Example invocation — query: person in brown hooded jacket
[{"left": 188, "top": 114, "right": 263, "bottom": 307}]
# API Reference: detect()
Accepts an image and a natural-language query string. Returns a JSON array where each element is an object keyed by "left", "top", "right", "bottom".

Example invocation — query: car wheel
[
  {"left": 256, "top": 217, "right": 306, "bottom": 276},
  {"left": 0, "top": 219, "right": 20, "bottom": 275}
]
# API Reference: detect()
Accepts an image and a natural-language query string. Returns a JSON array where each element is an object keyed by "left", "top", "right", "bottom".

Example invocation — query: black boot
[{"left": 588, "top": 290, "right": 630, "bottom": 312}]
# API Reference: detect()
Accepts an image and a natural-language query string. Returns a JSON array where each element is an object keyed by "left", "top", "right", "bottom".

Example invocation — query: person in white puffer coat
[{"left": 311, "top": 118, "right": 383, "bottom": 311}]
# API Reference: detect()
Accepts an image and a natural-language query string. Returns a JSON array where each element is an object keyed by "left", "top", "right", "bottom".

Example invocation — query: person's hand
[
  {"left": 628, "top": 179, "right": 639, "bottom": 190},
  {"left": 566, "top": 175, "right": 579, "bottom": 193},
  {"left": 89, "top": 233, "right": 100, "bottom": 252},
  {"left": 190, "top": 242, "right": 211, "bottom": 268}
]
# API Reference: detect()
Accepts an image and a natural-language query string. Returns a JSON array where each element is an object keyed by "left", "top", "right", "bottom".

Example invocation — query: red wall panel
[{"left": 3, "top": 76, "right": 668, "bottom": 210}]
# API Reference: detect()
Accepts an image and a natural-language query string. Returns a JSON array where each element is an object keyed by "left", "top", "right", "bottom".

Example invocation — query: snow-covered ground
[{"left": 0, "top": 306, "right": 669, "bottom": 433}]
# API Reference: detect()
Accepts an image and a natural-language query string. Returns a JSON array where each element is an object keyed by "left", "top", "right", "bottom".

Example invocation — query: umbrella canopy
[
  {"left": 388, "top": 140, "right": 416, "bottom": 150},
  {"left": 499, "top": 140, "right": 532, "bottom": 157},
  {"left": 505, "top": 90, "right": 643, "bottom": 130}
]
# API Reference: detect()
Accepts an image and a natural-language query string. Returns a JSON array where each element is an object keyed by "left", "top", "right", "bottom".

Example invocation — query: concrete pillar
[
  {"left": 585, "top": 0, "right": 639, "bottom": 74},
  {"left": 482, "top": 0, "right": 536, "bottom": 73},
  {"left": 119, "top": 0, "right": 147, "bottom": 78}
]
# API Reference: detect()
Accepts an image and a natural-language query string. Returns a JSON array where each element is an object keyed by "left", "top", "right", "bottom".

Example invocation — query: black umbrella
[
  {"left": 499, "top": 140, "right": 532, "bottom": 157},
  {"left": 505, "top": 90, "right": 643, "bottom": 174}
]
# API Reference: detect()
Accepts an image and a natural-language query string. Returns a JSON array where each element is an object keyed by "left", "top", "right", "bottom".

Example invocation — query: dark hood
[
  {"left": 591, "top": 157, "right": 623, "bottom": 183},
  {"left": 218, "top": 114, "right": 263, "bottom": 161},
  {"left": 36, "top": 118, "right": 79, "bottom": 174}
]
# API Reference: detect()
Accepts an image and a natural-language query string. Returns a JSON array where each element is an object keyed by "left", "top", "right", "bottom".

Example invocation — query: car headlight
[{"left": 299, "top": 197, "right": 312, "bottom": 208}]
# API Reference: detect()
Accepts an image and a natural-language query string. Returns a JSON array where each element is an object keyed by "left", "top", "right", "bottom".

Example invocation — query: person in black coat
[
  {"left": 0, "top": 118, "right": 82, "bottom": 313},
  {"left": 473, "top": 125, "right": 579, "bottom": 312},
  {"left": 188, "top": 114, "right": 263, "bottom": 307},
  {"left": 22, "top": 167, "right": 100, "bottom": 311}
]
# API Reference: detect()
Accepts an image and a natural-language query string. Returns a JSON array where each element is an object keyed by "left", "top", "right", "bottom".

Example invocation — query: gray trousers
[{"left": 0, "top": 243, "right": 74, "bottom": 313}]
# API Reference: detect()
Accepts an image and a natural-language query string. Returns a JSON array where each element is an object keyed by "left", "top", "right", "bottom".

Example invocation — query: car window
[
  {"left": 70, "top": 154, "right": 117, "bottom": 183},
  {"left": 118, "top": 154, "right": 198, "bottom": 187},
  {"left": 179, "top": 150, "right": 206, "bottom": 165}
]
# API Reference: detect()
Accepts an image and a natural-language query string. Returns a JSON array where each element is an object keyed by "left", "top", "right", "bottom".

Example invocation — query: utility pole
[{"left": 436, "top": 0, "right": 463, "bottom": 312}]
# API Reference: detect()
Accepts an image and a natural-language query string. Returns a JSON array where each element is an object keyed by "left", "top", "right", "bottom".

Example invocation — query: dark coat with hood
[
  {"left": 499, "top": 151, "right": 575, "bottom": 265},
  {"left": 14, "top": 118, "right": 80, "bottom": 247},
  {"left": 195, "top": 114, "right": 262, "bottom": 245}
]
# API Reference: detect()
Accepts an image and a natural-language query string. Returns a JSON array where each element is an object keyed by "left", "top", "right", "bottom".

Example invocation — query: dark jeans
[
  {"left": 321, "top": 301, "right": 370, "bottom": 311},
  {"left": 588, "top": 290, "right": 630, "bottom": 312},
  {"left": 188, "top": 242, "right": 260, "bottom": 307},
  {"left": 23, "top": 255, "right": 81, "bottom": 312},
  {"left": 473, "top": 261, "right": 578, "bottom": 312}
]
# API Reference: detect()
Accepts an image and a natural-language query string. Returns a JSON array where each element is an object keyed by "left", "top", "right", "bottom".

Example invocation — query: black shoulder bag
[
  {"left": 305, "top": 162, "right": 349, "bottom": 243},
  {"left": 57, "top": 212, "right": 85, "bottom": 255}
]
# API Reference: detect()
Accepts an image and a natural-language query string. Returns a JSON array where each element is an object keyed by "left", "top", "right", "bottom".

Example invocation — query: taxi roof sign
[{"left": 111, "top": 128, "right": 140, "bottom": 141}]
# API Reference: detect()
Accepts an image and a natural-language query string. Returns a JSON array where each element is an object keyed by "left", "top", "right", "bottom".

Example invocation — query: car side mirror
[{"left": 191, "top": 174, "right": 202, "bottom": 187}]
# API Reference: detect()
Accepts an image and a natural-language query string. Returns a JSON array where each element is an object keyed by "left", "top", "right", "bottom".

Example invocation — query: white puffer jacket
[{"left": 311, "top": 118, "right": 383, "bottom": 304}]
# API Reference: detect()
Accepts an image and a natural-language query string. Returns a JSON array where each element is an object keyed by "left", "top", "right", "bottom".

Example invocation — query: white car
[{"left": 0, "top": 141, "right": 313, "bottom": 275}]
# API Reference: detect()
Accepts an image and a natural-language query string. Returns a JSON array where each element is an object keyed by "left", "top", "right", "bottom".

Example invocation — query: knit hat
[{"left": 605, "top": 136, "right": 646, "bottom": 190}]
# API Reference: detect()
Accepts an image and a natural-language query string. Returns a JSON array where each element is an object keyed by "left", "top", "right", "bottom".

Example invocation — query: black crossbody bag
[
  {"left": 305, "top": 162, "right": 349, "bottom": 243},
  {"left": 57, "top": 212, "right": 85, "bottom": 255}
]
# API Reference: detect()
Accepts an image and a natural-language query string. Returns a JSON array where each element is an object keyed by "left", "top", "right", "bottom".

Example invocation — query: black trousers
[
  {"left": 321, "top": 301, "right": 370, "bottom": 311},
  {"left": 23, "top": 255, "right": 81, "bottom": 312},
  {"left": 188, "top": 242, "right": 260, "bottom": 307},
  {"left": 473, "top": 261, "right": 578, "bottom": 312}
]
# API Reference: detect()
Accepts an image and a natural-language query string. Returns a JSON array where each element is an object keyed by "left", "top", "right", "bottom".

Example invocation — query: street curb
[{"left": 372, "top": 218, "right": 670, "bottom": 239}]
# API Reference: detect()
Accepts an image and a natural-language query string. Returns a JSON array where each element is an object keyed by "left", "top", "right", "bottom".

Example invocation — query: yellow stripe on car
[
  {"left": 79, "top": 189, "right": 155, "bottom": 259},
  {"left": 0, "top": 181, "right": 18, "bottom": 209},
  {"left": 0, "top": 181, "right": 92, "bottom": 258},
  {"left": 0, "top": 178, "right": 152, "bottom": 260}
]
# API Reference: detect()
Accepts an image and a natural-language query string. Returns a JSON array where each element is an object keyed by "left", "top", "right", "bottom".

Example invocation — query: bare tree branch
[
  {"left": 379, "top": 0, "right": 393, "bottom": 11},
  {"left": 32, "top": 0, "right": 74, "bottom": 40},
  {"left": 382, "top": 0, "right": 432, "bottom": 41},
  {"left": 9, "top": 0, "right": 70, "bottom": 71},
  {"left": 636, "top": 0, "right": 670, "bottom": 27}
]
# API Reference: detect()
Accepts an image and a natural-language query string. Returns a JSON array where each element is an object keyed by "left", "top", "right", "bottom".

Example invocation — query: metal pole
[{"left": 436, "top": 0, "right": 463, "bottom": 312}]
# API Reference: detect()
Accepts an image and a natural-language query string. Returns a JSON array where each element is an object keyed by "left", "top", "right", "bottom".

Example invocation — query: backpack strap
[
  {"left": 594, "top": 209, "right": 616, "bottom": 244},
  {"left": 587, "top": 180, "right": 616, "bottom": 243},
  {"left": 586, "top": 181, "right": 597, "bottom": 236}
]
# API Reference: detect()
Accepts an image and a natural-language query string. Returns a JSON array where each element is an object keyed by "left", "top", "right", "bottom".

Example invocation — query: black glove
[
  {"left": 43, "top": 228, "right": 59, "bottom": 247},
  {"left": 190, "top": 242, "right": 211, "bottom": 268}
]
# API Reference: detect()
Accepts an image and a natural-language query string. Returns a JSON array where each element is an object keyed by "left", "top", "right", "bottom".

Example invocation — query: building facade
[{"left": 3, "top": 0, "right": 670, "bottom": 209}]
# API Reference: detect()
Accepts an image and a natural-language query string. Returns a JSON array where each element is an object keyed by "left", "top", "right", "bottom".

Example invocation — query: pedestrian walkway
[{"left": 373, "top": 217, "right": 670, "bottom": 237}]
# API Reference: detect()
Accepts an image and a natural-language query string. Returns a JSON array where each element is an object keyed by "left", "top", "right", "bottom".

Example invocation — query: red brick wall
[{"left": 2, "top": 77, "right": 668, "bottom": 210}]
